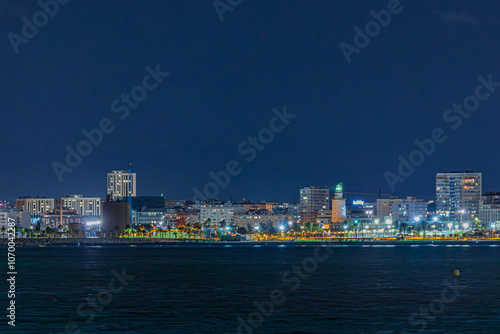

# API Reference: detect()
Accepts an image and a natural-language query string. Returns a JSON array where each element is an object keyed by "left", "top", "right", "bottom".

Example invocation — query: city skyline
[
  {"left": 2, "top": 1, "right": 500, "bottom": 203},
  {"left": 3, "top": 167, "right": 496, "bottom": 204}
]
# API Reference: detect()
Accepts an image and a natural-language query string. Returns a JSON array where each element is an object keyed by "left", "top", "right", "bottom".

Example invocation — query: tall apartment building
[
  {"left": 61, "top": 195, "right": 101, "bottom": 217},
  {"left": 300, "top": 186, "right": 330, "bottom": 223},
  {"left": 16, "top": 197, "right": 54, "bottom": 216},
  {"left": 107, "top": 170, "right": 136, "bottom": 200},
  {"left": 436, "top": 171, "right": 482, "bottom": 221}
]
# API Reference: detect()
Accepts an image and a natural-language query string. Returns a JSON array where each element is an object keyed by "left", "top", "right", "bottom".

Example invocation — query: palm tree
[
  {"left": 219, "top": 220, "right": 227, "bottom": 229},
  {"left": 113, "top": 225, "right": 120, "bottom": 238},
  {"left": 204, "top": 218, "right": 212, "bottom": 239},
  {"left": 473, "top": 218, "right": 483, "bottom": 229},
  {"left": 138, "top": 225, "right": 145, "bottom": 237},
  {"left": 194, "top": 223, "right": 202, "bottom": 239}
]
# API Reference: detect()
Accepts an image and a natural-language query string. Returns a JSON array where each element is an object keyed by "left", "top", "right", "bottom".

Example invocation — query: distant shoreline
[{"left": 2, "top": 238, "right": 500, "bottom": 247}]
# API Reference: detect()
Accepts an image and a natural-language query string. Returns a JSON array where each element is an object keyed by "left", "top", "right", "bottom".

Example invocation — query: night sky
[{"left": 1, "top": 0, "right": 499, "bottom": 203}]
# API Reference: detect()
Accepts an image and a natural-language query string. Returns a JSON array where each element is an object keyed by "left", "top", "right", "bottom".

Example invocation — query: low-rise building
[
  {"left": 41, "top": 209, "right": 82, "bottom": 230},
  {"left": 479, "top": 200, "right": 500, "bottom": 226},
  {"left": 392, "top": 197, "right": 427, "bottom": 222},
  {"left": 130, "top": 196, "right": 166, "bottom": 226},
  {"left": 0, "top": 210, "right": 31, "bottom": 229},
  {"left": 234, "top": 209, "right": 293, "bottom": 231},
  {"left": 164, "top": 210, "right": 200, "bottom": 226},
  {"left": 316, "top": 210, "right": 332, "bottom": 224},
  {"left": 198, "top": 203, "right": 244, "bottom": 225}
]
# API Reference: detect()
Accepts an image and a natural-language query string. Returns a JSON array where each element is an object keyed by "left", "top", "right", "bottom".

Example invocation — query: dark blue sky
[{"left": 1, "top": 0, "right": 499, "bottom": 203}]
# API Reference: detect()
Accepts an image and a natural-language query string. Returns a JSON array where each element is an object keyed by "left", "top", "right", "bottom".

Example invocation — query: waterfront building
[
  {"left": 198, "top": 203, "right": 244, "bottom": 225},
  {"left": 102, "top": 200, "right": 130, "bottom": 238},
  {"left": 346, "top": 201, "right": 376, "bottom": 220},
  {"left": 300, "top": 186, "right": 330, "bottom": 223},
  {"left": 16, "top": 197, "right": 54, "bottom": 216},
  {"left": 41, "top": 208, "right": 82, "bottom": 230},
  {"left": 107, "top": 169, "right": 136, "bottom": 200},
  {"left": 0, "top": 209, "right": 31, "bottom": 229},
  {"left": 391, "top": 197, "right": 427, "bottom": 222},
  {"left": 316, "top": 209, "right": 332, "bottom": 225},
  {"left": 130, "top": 196, "right": 166, "bottom": 226},
  {"left": 61, "top": 195, "right": 101, "bottom": 217},
  {"left": 376, "top": 197, "right": 401, "bottom": 221},
  {"left": 436, "top": 171, "right": 482, "bottom": 221},
  {"left": 234, "top": 209, "right": 293, "bottom": 231},
  {"left": 164, "top": 204, "right": 201, "bottom": 226},
  {"left": 478, "top": 200, "right": 500, "bottom": 226}
]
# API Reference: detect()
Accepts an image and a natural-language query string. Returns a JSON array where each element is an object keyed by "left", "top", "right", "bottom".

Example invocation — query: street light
[{"left": 459, "top": 209, "right": 465, "bottom": 229}]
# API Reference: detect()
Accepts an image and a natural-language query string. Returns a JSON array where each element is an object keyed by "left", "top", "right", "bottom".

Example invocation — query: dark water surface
[{"left": 7, "top": 244, "right": 500, "bottom": 333}]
